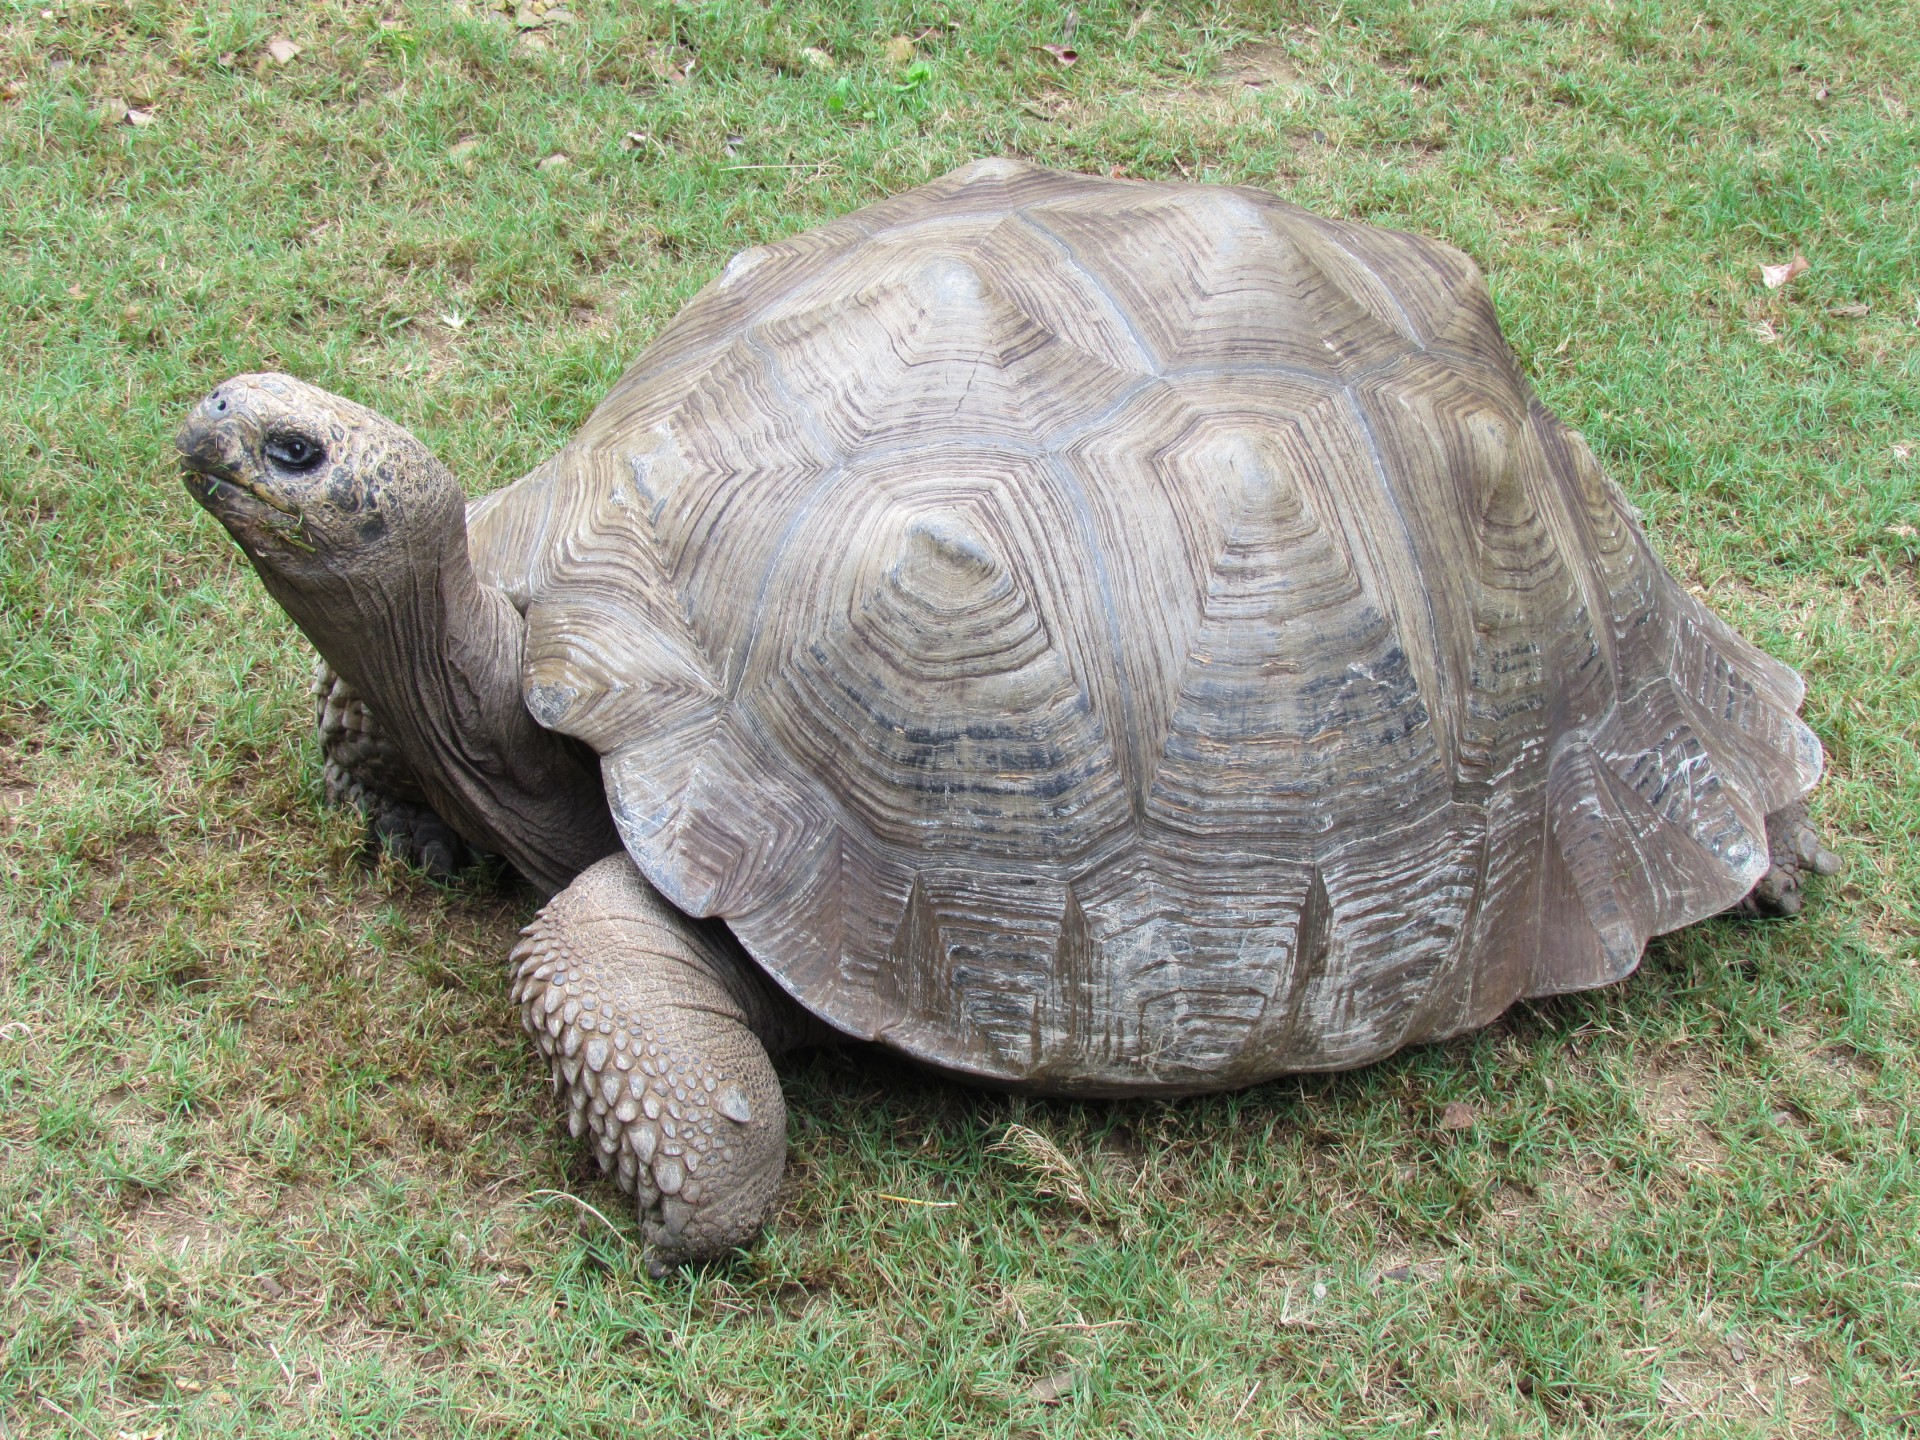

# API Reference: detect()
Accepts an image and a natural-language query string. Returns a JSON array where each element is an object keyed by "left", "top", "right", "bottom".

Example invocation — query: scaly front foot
[
  {"left": 314, "top": 661, "right": 475, "bottom": 878},
  {"left": 509, "top": 854, "right": 814, "bottom": 1270}
]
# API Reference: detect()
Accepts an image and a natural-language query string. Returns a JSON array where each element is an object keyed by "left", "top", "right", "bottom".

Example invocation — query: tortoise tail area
[{"left": 1453, "top": 400, "right": 1822, "bottom": 1025}]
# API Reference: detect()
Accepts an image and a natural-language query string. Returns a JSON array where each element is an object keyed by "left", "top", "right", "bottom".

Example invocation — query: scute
[{"left": 515, "top": 161, "right": 1823, "bottom": 1093}]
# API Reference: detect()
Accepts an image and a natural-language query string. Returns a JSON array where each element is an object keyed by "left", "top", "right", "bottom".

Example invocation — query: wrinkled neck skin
[{"left": 256, "top": 513, "right": 619, "bottom": 897}]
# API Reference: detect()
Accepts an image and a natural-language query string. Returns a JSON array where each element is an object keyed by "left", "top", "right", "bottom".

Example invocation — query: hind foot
[{"left": 1727, "top": 801, "right": 1841, "bottom": 918}]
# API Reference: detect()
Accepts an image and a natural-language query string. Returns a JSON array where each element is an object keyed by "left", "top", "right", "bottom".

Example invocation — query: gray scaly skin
[
  {"left": 510, "top": 855, "right": 826, "bottom": 1272},
  {"left": 177, "top": 373, "right": 617, "bottom": 895}
]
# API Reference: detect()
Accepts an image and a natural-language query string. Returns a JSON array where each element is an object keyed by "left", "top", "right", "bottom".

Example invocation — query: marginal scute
[{"left": 504, "top": 164, "right": 1824, "bottom": 1093}]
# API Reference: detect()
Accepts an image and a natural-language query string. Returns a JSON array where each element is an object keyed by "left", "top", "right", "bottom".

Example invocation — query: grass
[{"left": 2, "top": 0, "right": 1917, "bottom": 1433}]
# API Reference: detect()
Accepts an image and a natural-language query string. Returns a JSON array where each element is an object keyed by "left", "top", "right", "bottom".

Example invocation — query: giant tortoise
[{"left": 178, "top": 160, "right": 1836, "bottom": 1269}]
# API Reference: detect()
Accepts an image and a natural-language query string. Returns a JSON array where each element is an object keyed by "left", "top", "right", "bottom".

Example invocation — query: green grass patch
[{"left": 2, "top": 0, "right": 1916, "bottom": 1434}]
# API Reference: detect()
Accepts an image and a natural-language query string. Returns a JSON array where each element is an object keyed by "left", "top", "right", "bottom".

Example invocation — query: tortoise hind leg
[
  {"left": 509, "top": 854, "right": 825, "bottom": 1272},
  {"left": 1727, "top": 801, "right": 1842, "bottom": 918},
  {"left": 313, "top": 660, "right": 472, "bottom": 878}
]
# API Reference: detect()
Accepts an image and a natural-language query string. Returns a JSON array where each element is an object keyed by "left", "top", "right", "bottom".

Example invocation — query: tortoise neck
[{"left": 262, "top": 510, "right": 619, "bottom": 896}]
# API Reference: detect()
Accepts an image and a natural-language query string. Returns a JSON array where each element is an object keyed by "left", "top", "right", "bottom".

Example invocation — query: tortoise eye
[{"left": 265, "top": 433, "right": 324, "bottom": 472}]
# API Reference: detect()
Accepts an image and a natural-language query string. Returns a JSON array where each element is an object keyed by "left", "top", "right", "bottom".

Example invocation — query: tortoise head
[{"left": 177, "top": 373, "right": 464, "bottom": 582}]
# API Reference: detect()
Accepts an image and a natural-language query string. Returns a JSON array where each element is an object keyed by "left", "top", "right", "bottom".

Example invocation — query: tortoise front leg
[
  {"left": 313, "top": 660, "right": 474, "bottom": 879},
  {"left": 509, "top": 854, "right": 820, "bottom": 1271}
]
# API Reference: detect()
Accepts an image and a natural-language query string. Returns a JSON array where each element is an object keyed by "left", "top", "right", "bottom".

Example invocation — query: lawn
[{"left": 2, "top": 0, "right": 1917, "bottom": 1434}]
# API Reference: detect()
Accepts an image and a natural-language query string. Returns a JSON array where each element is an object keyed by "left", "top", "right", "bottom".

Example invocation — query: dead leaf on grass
[
  {"left": 448, "top": 137, "right": 481, "bottom": 163},
  {"left": 801, "top": 46, "right": 834, "bottom": 70},
  {"left": 1038, "top": 43, "right": 1078, "bottom": 66},
  {"left": 537, "top": 152, "right": 569, "bottom": 171},
  {"left": 884, "top": 35, "right": 915, "bottom": 67},
  {"left": 1761, "top": 254, "right": 1810, "bottom": 289},
  {"left": 97, "top": 95, "right": 130, "bottom": 124},
  {"left": 1827, "top": 302, "right": 1871, "bottom": 318},
  {"left": 265, "top": 37, "right": 301, "bottom": 64},
  {"left": 1752, "top": 318, "right": 1781, "bottom": 343},
  {"left": 1439, "top": 1100, "right": 1477, "bottom": 1130},
  {"left": 124, "top": 106, "right": 153, "bottom": 126}
]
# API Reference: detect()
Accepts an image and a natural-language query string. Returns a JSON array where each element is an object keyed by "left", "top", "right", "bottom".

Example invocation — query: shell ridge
[
  {"left": 714, "top": 331, "right": 853, "bottom": 701},
  {"left": 1533, "top": 405, "right": 1818, "bottom": 840},
  {"left": 1011, "top": 209, "right": 1164, "bottom": 373},
  {"left": 1423, "top": 431, "right": 1567, "bottom": 1033},
  {"left": 1036, "top": 451, "right": 1149, "bottom": 827},
  {"left": 1306, "top": 213, "right": 1489, "bottom": 355},
  {"left": 1039, "top": 373, "right": 1166, "bottom": 452},
  {"left": 1249, "top": 210, "right": 1437, "bottom": 369},
  {"left": 1256, "top": 863, "right": 1334, "bottom": 1062},
  {"left": 1337, "top": 387, "right": 1460, "bottom": 778},
  {"left": 470, "top": 454, "right": 561, "bottom": 609},
  {"left": 1597, "top": 672, "right": 1775, "bottom": 867},
  {"left": 1662, "top": 615, "right": 1823, "bottom": 809},
  {"left": 523, "top": 453, "right": 723, "bottom": 750},
  {"left": 1287, "top": 215, "right": 1426, "bottom": 347},
  {"left": 1136, "top": 432, "right": 1364, "bottom": 811},
  {"left": 1545, "top": 717, "right": 1771, "bottom": 978}
]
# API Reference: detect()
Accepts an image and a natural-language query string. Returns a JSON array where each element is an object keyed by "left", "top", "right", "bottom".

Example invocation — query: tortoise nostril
[{"left": 213, "top": 395, "right": 228, "bottom": 413}]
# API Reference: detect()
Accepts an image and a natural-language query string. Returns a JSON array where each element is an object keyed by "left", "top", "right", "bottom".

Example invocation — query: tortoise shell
[{"left": 469, "top": 159, "right": 1821, "bottom": 1094}]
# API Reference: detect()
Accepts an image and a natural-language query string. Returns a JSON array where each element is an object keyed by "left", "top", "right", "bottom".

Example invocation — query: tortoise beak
[
  {"left": 177, "top": 386, "right": 245, "bottom": 483},
  {"left": 177, "top": 387, "right": 300, "bottom": 519}
]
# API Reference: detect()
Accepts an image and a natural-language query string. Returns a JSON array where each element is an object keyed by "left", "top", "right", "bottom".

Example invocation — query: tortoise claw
[{"left": 1730, "top": 801, "right": 1840, "bottom": 920}]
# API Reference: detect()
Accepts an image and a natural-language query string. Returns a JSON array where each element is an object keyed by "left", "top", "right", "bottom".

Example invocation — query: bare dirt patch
[
  {"left": 1555, "top": 1172, "right": 1632, "bottom": 1230},
  {"left": 1221, "top": 41, "right": 1307, "bottom": 93},
  {"left": 1638, "top": 1061, "right": 1730, "bottom": 1169},
  {"left": 125, "top": 1201, "right": 234, "bottom": 1268},
  {"left": 1656, "top": 1342, "right": 1832, "bottom": 1434},
  {"left": 1145, "top": 40, "right": 1320, "bottom": 132}
]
